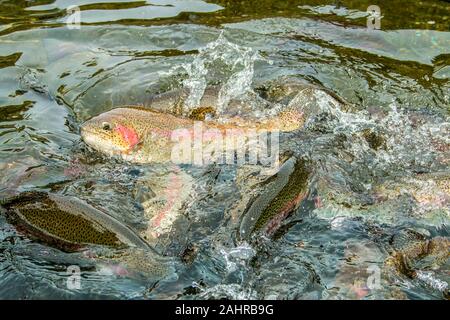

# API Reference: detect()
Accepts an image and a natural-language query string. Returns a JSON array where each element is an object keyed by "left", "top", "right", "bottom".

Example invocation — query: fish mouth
[
  {"left": 79, "top": 125, "right": 101, "bottom": 143},
  {"left": 79, "top": 127, "right": 98, "bottom": 148},
  {"left": 79, "top": 124, "right": 90, "bottom": 138},
  {"left": 79, "top": 125, "right": 126, "bottom": 156}
]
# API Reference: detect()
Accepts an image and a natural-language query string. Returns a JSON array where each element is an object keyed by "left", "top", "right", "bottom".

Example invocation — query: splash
[
  {"left": 182, "top": 32, "right": 264, "bottom": 114},
  {"left": 299, "top": 87, "right": 449, "bottom": 175},
  {"left": 416, "top": 271, "right": 448, "bottom": 292},
  {"left": 307, "top": 96, "right": 450, "bottom": 226},
  {"left": 219, "top": 243, "right": 256, "bottom": 273},
  {"left": 197, "top": 283, "right": 258, "bottom": 299}
]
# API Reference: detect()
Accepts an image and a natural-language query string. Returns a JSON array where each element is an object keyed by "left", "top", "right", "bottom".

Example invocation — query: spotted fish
[
  {"left": 0, "top": 191, "right": 150, "bottom": 252},
  {"left": 239, "top": 156, "right": 310, "bottom": 239},
  {"left": 386, "top": 229, "right": 449, "bottom": 276},
  {"left": 80, "top": 86, "right": 307, "bottom": 164}
]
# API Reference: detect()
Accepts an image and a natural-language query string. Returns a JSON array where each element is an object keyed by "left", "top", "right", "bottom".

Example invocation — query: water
[{"left": 0, "top": 0, "right": 449, "bottom": 299}]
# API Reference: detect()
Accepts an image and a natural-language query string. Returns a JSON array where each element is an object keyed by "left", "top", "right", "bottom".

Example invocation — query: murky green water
[{"left": 0, "top": 0, "right": 449, "bottom": 299}]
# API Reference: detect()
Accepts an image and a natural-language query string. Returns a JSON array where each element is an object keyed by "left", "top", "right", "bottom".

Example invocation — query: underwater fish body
[
  {"left": 239, "top": 156, "right": 311, "bottom": 239},
  {"left": 385, "top": 229, "right": 450, "bottom": 277},
  {"left": 1, "top": 191, "right": 150, "bottom": 252},
  {"left": 384, "top": 229, "right": 450, "bottom": 297}
]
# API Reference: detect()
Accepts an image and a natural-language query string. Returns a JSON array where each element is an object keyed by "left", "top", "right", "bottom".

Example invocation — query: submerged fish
[
  {"left": 238, "top": 156, "right": 311, "bottom": 239},
  {"left": 315, "top": 171, "right": 450, "bottom": 227},
  {"left": 385, "top": 229, "right": 449, "bottom": 276},
  {"left": 384, "top": 229, "right": 449, "bottom": 297},
  {"left": 375, "top": 172, "right": 450, "bottom": 206},
  {"left": 0, "top": 191, "right": 149, "bottom": 252},
  {"left": 89, "top": 246, "right": 177, "bottom": 279}
]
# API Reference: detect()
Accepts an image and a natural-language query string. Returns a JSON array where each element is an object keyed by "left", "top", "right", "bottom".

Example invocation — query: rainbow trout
[
  {"left": 0, "top": 191, "right": 150, "bottom": 252},
  {"left": 80, "top": 89, "right": 305, "bottom": 164},
  {"left": 239, "top": 156, "right": 311, "bottom": 239}
]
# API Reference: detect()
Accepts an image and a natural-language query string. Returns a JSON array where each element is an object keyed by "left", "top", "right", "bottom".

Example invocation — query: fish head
[{"left": 80, "top": 108, "right": 140, "bottom": 156}]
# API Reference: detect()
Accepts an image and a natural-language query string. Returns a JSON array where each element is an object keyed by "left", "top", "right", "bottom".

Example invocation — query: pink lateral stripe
[{"left": 266, "top": 192, "right": 306, "bottom": 235}]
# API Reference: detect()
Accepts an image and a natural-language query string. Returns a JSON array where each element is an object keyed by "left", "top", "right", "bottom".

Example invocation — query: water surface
[{"left": 0, "top": 0, "right": 449, "bottom": 299}]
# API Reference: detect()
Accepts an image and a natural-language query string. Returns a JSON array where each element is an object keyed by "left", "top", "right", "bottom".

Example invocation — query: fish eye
[{"left": 102, "top": 122, "right": 112, "bottom": 131}]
